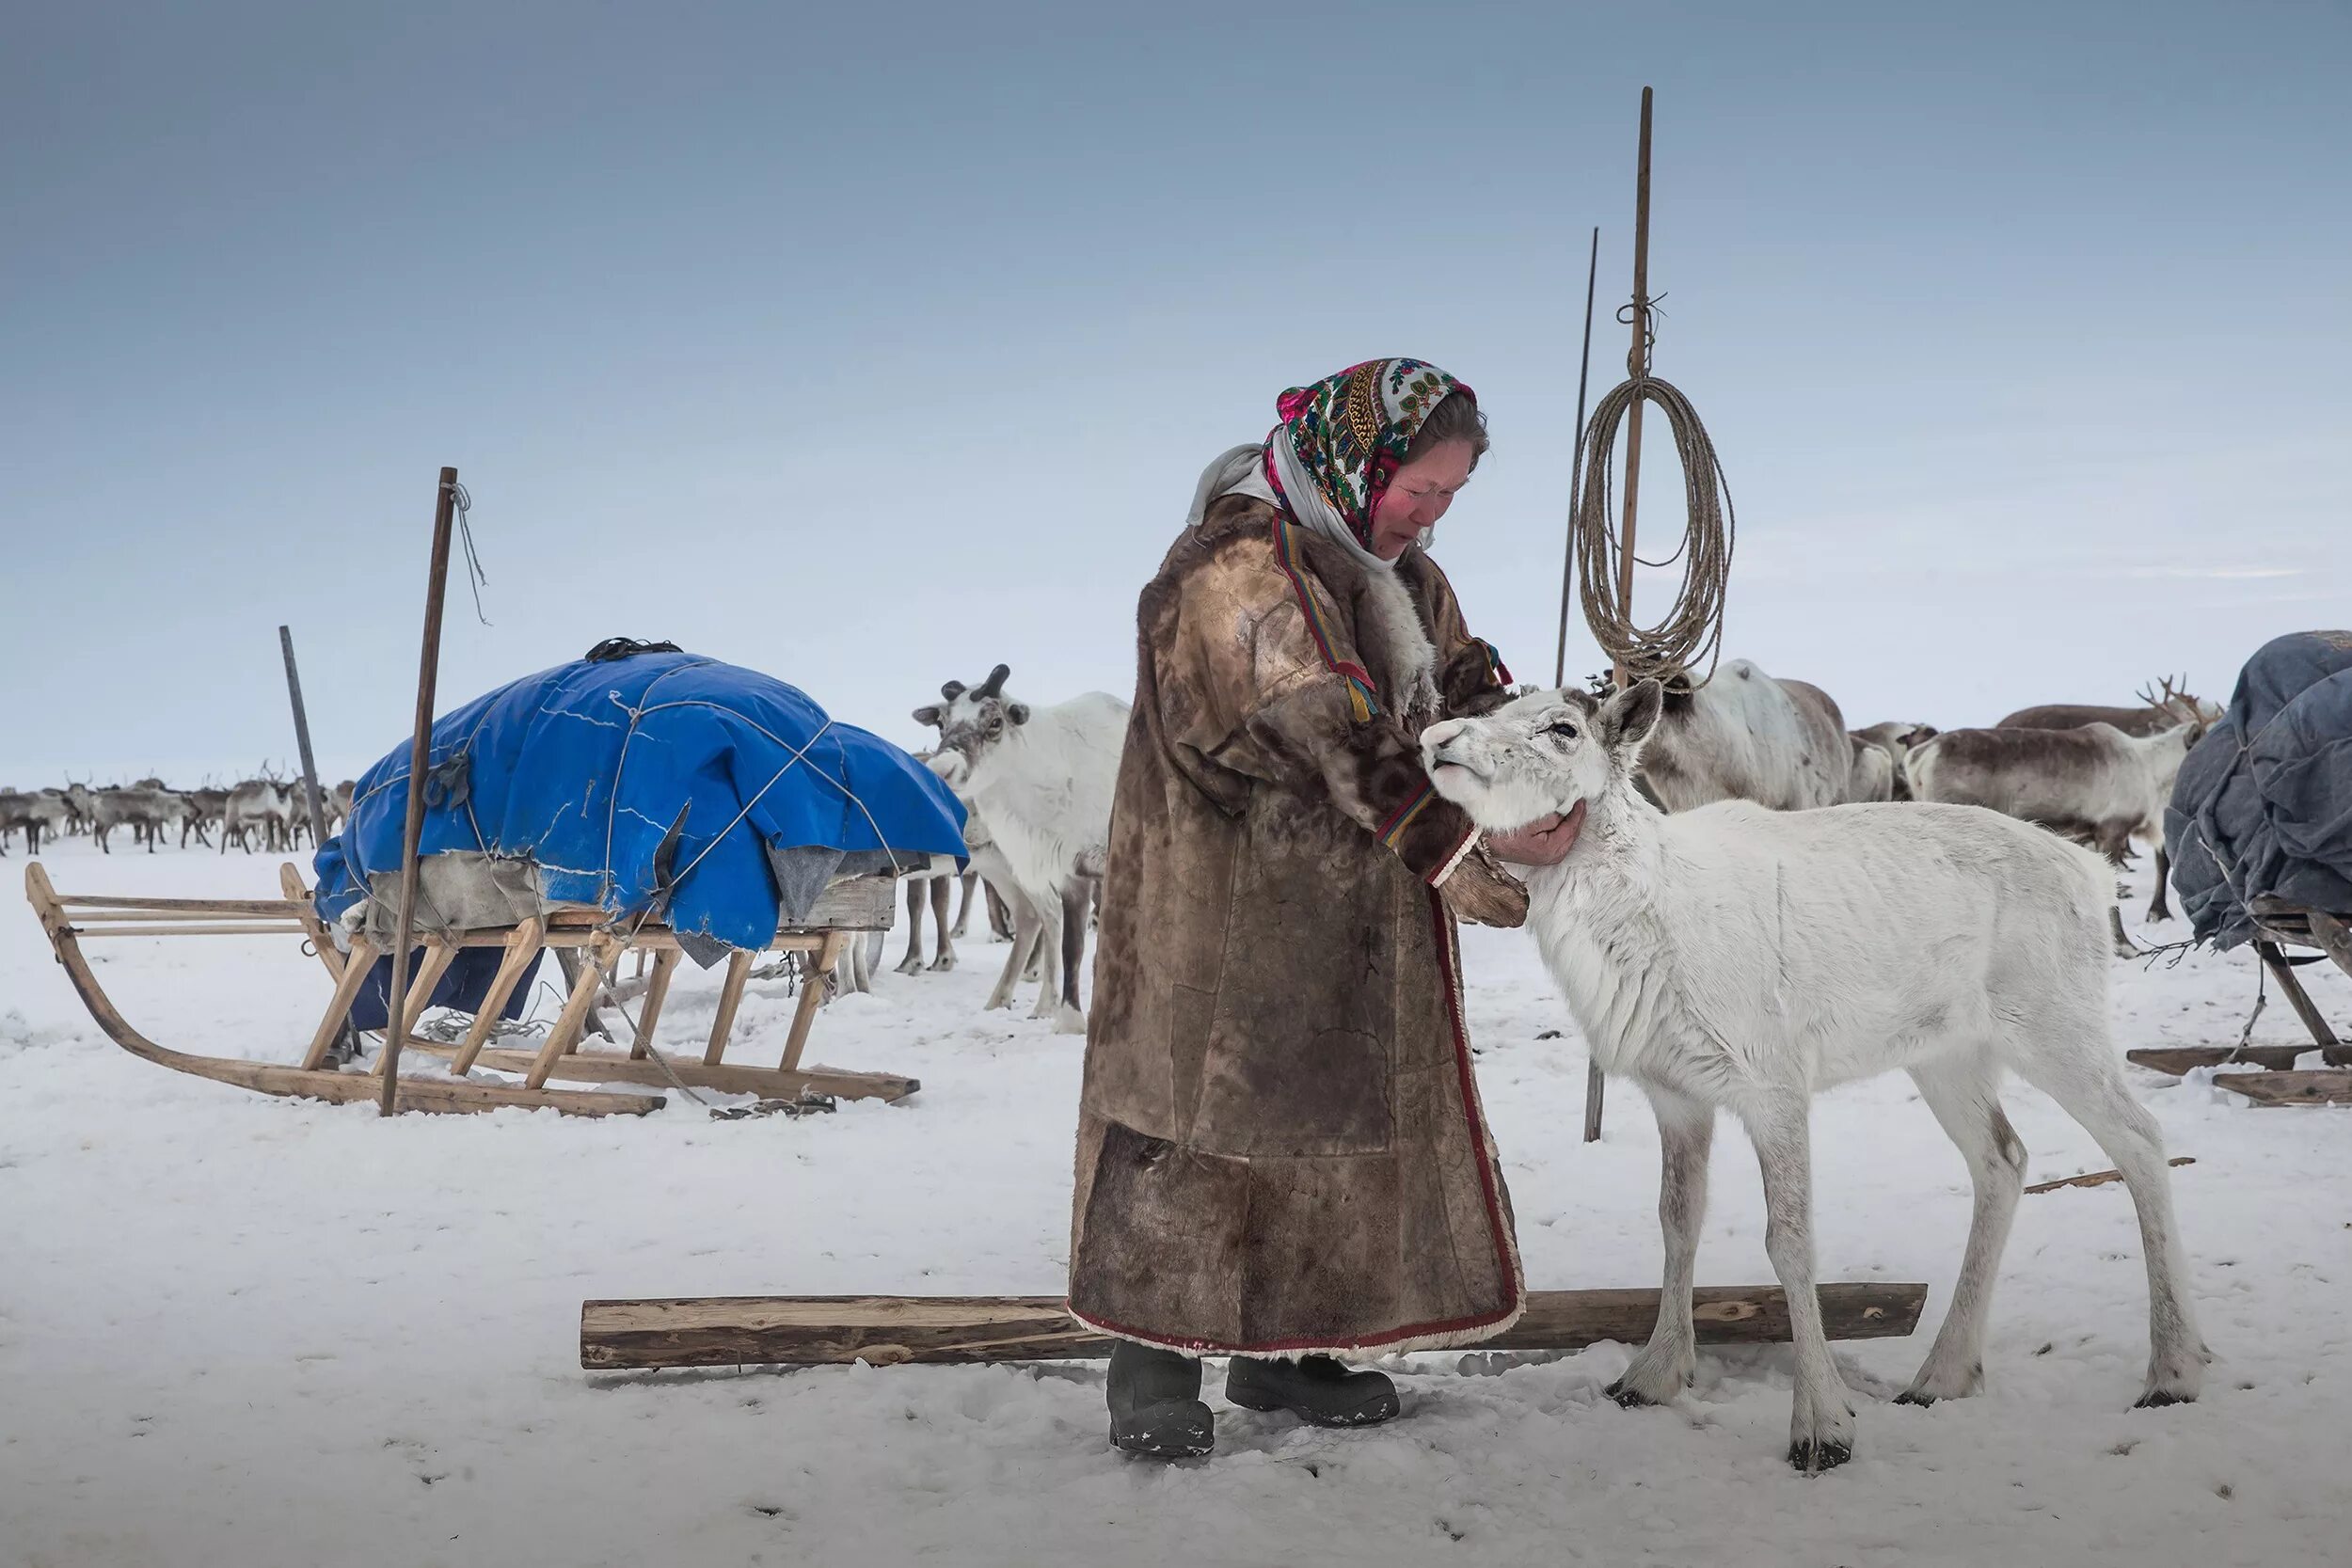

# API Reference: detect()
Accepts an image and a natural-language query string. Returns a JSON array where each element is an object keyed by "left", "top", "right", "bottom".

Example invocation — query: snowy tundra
[{"left": 1422, "top": 680, "right": 2207, "bottom": 1472}]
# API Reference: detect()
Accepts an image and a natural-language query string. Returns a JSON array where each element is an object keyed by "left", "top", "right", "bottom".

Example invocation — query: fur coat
[{"left": 1066, "top": 494, "right": 1525, "bottom": 1355}]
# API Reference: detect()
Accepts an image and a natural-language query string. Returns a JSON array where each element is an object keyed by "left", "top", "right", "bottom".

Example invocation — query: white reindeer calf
[{"left": 1422, "top": 681, "right": 2205, "bottom": 1473}]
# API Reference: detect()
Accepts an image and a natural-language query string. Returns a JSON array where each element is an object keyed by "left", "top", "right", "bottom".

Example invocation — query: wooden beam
[
  {"left": 529, "top": 934, "right": 619, "bottom": 1089},
  {"left": 410, "top": 1042, "right": 917, "bottom": 1102},
  {"left": 2308, "top": 910, "right": 2352, "bottom": 982},
  {"left": 2026, "top": 1156, "right": 2194, "bottom": 1195},
  {"left": 2213, "top": 1069, "right": 2352, "bottom": 1106},
  {"left": 301, "top": 934, "right": 381, "bottom": 1070},
  {"left": 374, "top": 939, "right": 458, "bottom": 1075},
  {"left": 2127, "top": 1045, "right": 2309, "bottom": 1075},
  {"left": 2256, "top": 939, "right": 2342, "bottom": 1051},
  {"left": 705, "top": 949, "right": 754, "bottom": 1066},
  {"left": 55, "top": 895, "right": 310, "bottom": 915},
  {"left": 579, "top": 1282, "right": 1930, "bottom": 1370},
  {"left": 449, "top": 918, "right": 544, "bottom": 1076},
  {"left": 72, "top": 923, "right": 310, "bottom": 938},
  {"left": 628, "top": 948, "right": 681, "bottom": 1059},
  {"left": 780, "top": 932, "right": 844, "bottom": 1072}
]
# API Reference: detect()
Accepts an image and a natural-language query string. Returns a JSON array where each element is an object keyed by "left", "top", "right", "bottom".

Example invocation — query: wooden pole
[
  {"left": 278, "top": 626, "right": 331, "bottom": 850},
  {"left": 377, "top": 467, "right": 461, "bottom": 1117},
  {"left": 1586, "top": 87, "right": 1655, "bottom": 1145},
  {"left": 580, "top": 1282, "right": 1931, "bottom": 1370},
  {"left": 1552, "top": 225, "right": 1602, "bottom": 689}
]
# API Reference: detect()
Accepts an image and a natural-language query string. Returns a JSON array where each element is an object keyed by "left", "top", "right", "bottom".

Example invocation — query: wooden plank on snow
[{"left": 580, "top": 1283, "right": 1931, "bottom": 1370}]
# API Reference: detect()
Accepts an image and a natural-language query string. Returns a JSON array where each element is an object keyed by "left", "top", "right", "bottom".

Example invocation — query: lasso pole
[
  {"left": 1584, "top": 87, "right": 1656, "bottom": 1145},
  {"left": 378, "top": 466, "right": 460, "bottom": 1117},
  {"left": 1553, "top": 226, "right": 1601, "bottom": 688}
]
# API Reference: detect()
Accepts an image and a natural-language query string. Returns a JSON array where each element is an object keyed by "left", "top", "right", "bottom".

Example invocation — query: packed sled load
[
  {"left": 2166, "top": 630, "right": 2352, "bottom": 949},
  {"left": 314, "top": 640, "right": 967, "bottom": 961}
]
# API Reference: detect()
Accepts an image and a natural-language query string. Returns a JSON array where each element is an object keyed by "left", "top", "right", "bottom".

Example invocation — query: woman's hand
[
  {"left": 1485, "top": 808, "right": 1581, "bottom": 866},
  {"left": 1438, "top": 847, "right": 1528, "bottom": 929}
]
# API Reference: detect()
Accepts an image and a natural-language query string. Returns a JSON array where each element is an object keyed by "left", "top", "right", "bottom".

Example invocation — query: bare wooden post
[
  {"left": 378, "top": 466, "right": 461, "bottom": 1117},
  {"left": 705, "top": 949, "right": 755, "bottom": 1066},
  {"left": 278, "top": 626, "right": 331, "bottom": 849},
  {"left": 1552, "top": 225, "right": 1601, "bottom": 689},
  {"left": 1586, "top": 88, "right": 1656, "bottom": 1145},
  {"left": 279, "top": 628, "right": 357, "bottom": 1063}
]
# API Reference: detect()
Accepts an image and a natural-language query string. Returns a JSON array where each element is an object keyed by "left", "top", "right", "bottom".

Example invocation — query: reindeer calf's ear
[
  {"left": 1601, "top": 678, "right": 1664, "bottom": 752},
  {"left": 1007, "top": 703, "right": 1031, "bottom": 725},
  {"left": 912, "top": 705, "right": 942, "bottom": 726}
]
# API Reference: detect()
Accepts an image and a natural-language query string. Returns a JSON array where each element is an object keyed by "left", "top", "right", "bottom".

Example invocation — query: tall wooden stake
[
  {"left": 378, "top": 466, "right": 461, "bottom": 1117},
  {"left": 278, "top": 626, "right": 330, "bottom": 850},
  {"left": 281, "top": 624, "right": 353, "bottom": 1063},
  {"left": 1552, "top": 225, "right": 1602, "bottom": 689},
  {"left": 1584, "top": 87, "right": 1656, "bottom": 1145}
]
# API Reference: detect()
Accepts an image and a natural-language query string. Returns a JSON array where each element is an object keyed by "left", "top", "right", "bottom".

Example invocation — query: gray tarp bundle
[{"left": 2165, "top": 630, "right": 2352, "bottom": 949}]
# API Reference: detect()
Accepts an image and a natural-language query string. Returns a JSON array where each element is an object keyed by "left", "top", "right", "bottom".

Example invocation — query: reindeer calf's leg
[
  {"left": 896, "top": 879, "right": 929, "bottom": 974},
  {"left": 1052, "top": 881, "right": 1090, "bottom": 1035},
  {"left": 1899, "top": 1058, "right": 2025, "bottom": 1404},
  {"left": 927, "top": 876, "right": 957, "bottom": 971},
  {"left": 1610, "top": 1086, "right": 1714, "bottom": 1407},
  {"left": 1740, "top": 1092, "right": 1854, "bottom": 1472},
  {"left": 2146, "top": 842, "right": 2173, "bottom": 923},
  {"left": 948, "top": 870, "right": 977, "bottom": 940}
]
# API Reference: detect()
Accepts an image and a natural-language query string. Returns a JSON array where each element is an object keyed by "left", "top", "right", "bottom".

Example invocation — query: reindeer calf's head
[
  {"left": 913, "top": 663, "right": 1031, "bottom": 768},
  {"left": 1420, "top": 680, "right": 1663, "bottom": 831}
]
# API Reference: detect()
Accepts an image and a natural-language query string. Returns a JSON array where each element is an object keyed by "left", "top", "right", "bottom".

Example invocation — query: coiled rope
[{"left": 1572, "top": 371, "right": 1736, "bottom": 688}]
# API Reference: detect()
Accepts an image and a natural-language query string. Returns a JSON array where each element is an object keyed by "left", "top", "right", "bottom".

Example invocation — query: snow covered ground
[{"left": 4, "top": 834, "right": 2349, "bottom": 1568}]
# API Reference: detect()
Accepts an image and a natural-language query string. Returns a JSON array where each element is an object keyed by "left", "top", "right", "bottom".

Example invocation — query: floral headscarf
[{"left": 1263, "top": 358, "right": 1470, "bottom": 552}]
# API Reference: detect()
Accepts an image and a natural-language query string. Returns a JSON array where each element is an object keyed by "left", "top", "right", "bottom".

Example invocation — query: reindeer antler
[
  {"left": 940, "top": 680, "right": 967, "bottom": 701},
  {"left": 974, "top": 663, "right": 1011, "bottom": 700}
]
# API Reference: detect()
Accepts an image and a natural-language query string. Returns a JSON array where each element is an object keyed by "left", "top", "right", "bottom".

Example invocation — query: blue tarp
[
  {"left": 2165, "top": 631, "right": 2352, "bottom": 949},
  {"left": 313, "top": 648, "right": 965, "bottom": 956}
]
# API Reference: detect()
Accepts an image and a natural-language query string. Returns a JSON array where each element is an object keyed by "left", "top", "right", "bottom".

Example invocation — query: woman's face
[{"left": 1367, "top": 439, "right": 1474, "bottom": 561}]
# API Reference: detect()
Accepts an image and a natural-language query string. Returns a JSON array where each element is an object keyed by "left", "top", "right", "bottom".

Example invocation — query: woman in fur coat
[{"left": 1068, "top": 359, "right": 1577, "bottom": 1457}]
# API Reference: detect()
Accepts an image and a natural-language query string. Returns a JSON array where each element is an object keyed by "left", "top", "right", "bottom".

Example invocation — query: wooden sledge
[
  {"left": 25, "top": 860, "right": 912, "bottom": 1117},
  {"left": 580, "top": 1283, "right": 1931, "bottom": 1370},
  {"left": 2126, "top": 900, "right": 2352, "bottom": 1104}
]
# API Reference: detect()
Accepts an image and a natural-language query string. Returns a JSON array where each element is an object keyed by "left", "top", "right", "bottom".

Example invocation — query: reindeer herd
[
  {"left": 7, "top": 658, "right": 2216, "bottom": 1045},
  {"left": 0, "top": 772, "right": 358, "bottom": 858}
]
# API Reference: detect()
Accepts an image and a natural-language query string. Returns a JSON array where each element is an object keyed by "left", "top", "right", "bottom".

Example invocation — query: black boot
[
  {"left": 1225, "top": 1354, "right": 1401, "bottom": 1427},
  {"left": 1106, "top": 1340, "right": 1214, "bottom": 1458}
]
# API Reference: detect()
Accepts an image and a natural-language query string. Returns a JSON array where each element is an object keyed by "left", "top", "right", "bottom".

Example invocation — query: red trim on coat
[{"left": 1063, "top": 890, "right": 1522, "bottom": 1357}]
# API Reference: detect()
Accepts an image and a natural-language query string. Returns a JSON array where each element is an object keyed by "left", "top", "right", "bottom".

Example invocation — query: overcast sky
[{"left": 5, "top": 0, "right": 2345, "bottom": 786}]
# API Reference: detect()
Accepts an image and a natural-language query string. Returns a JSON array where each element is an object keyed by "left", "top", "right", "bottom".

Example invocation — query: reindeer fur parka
[{"left": 1067, "top": 494, "right": 1525, "bottom": 1356}]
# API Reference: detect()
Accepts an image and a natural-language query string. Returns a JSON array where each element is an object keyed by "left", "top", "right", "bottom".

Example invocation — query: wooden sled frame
[
  {"left": 2127, "top": 899, "right": 2352, "bottom": 1105},
  {"left": 24, "top": 861, "right": 914, "bottom": 1118}
]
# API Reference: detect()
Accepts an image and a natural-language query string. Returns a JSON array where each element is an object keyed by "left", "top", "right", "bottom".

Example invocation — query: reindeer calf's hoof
[
  {"left": 1788, "top": 1439, "right": 1852, "bottom": 1474},
  {"left": 1605, "top": 1379, "right": 1659, "bottom": 1410},
  {"left": 2134, "top": 1389, "right": 2194, "bottom": 1410},
  {"left": 1891, "top": 1390, "right": 1935, "bottom": 1408},
  {"left": 927, "top": 955, "right": 957, "bottom": 973}
]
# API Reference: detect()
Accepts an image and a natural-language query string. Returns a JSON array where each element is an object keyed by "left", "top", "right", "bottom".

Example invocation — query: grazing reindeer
[
  {"left": 1997, "top": 674, "right": 2219, "bottom": 739},
  {"left": 1910, "top": 719, "right": 2201, "bottom": 930},
  {"left": 915, "top": 664, "right": 1125, "bottom": 1033},
  {"left": 60, "top": 781, "right": 95, "bottom": 835},
  {"left": 221, "top": 777, "right": 294, "bottom": 854},
  {"left": 1849, "top": 721, "right": 1937, "bottom": 802},
  {"left": 0, "top": 790, "right": 71, "bottom": 855},
  {"left": 1422, "top": 682, "right": 2205, "bottom": 1473},
  {"left": 92, "top": 787, "right": 183, "bottom": 853},
  {"left": 1626, "top": 659, "right": 1858, "bottom": 813},
  {"left": 182, "top": 788, "right": 229, "bottom": 847}
]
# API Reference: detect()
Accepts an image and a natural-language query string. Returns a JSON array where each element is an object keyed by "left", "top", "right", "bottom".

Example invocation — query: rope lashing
[{"left": 1573, "top": 372, "right": 1736, "bottom": 689}]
